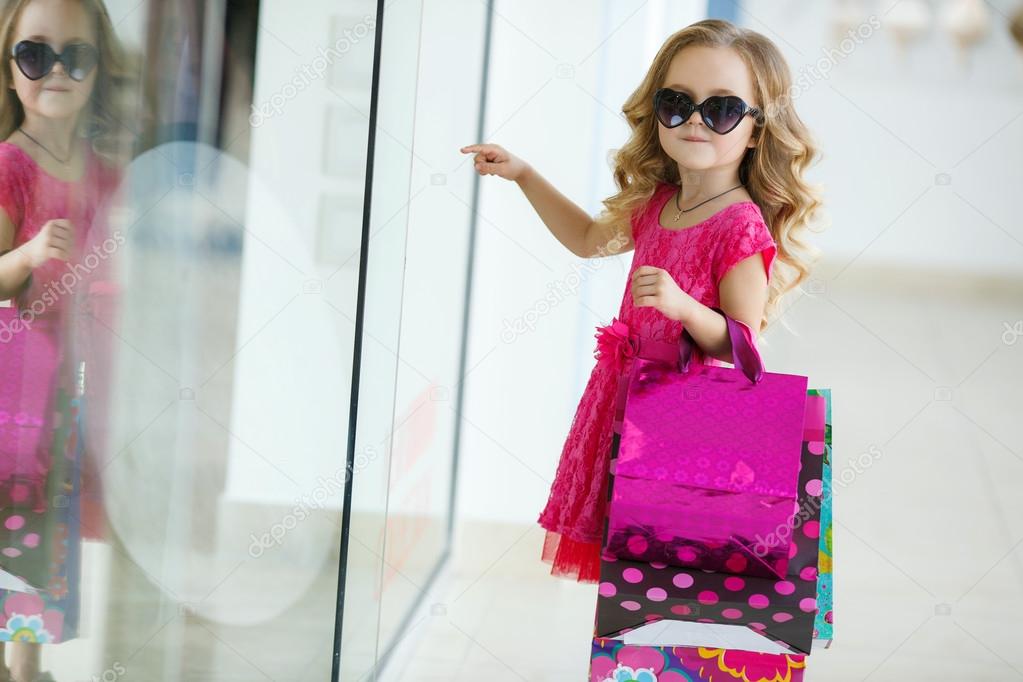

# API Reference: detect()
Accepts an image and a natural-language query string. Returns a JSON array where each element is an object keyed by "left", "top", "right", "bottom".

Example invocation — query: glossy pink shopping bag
[{"left": 597, "top": 308, "right": 808, "bottom": 579}]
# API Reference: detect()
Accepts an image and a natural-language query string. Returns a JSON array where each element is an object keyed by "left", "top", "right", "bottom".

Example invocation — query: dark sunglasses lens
[
  {"left": 704, "top": 96, "right": 746, "bottom": 132},
  {"left": 654, "top": 90, "right": 692, "bottom": 128},
  {"left": 64, "top": 44, "right": 98, "bottom": 81},
  {"left": 14, "top": 42, "right": 54, "bottom": 80}
]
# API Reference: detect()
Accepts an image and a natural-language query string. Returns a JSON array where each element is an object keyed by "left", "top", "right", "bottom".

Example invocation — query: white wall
[{"left": 743, "top": 0, "right": 1023, "bottom": 277}]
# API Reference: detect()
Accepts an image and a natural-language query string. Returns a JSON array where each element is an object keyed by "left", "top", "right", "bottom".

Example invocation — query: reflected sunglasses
[
  {"left": 10, "top": 39, "right": 99, "bottom": 82},
  {"left": 653, "top": 87, "right": 763, "bottom": 134}
]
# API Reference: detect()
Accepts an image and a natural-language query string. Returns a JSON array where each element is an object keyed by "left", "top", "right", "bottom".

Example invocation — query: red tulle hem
[{"left": 540, "top": 528, "right": 602, "bottom": 584}]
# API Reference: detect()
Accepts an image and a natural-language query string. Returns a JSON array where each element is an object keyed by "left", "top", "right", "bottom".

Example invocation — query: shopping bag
[
  {"left": 594, "top": 389, "right": 830, "bottom": 656},
  {"left": 813, "top": 388, "right": 833, "bottom": 645},
  {"left": 0, "top": 308, "right": 58, "bottom": 477},
  {"left": 600, "top": 309, "right": 808, "bottom": 579},
  {"left": 588, "top": 636, "right": 807, "bottom": 682},
  {"left": 0, "top": 309, "right": 68, "bottom": 589},
  {"left": 68, "top": 278, "right": 119, "bottom": 541},
  {"left": 48, "top": 365, "right": 85, "bottom": 636}
]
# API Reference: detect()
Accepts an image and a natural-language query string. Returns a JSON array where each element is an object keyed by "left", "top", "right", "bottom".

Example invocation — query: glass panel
[
  {"left": 334, "top": 0, "right": 465, "bottom": 679},
  {"left": 0, "top": 0, "right": 455, "bottom": 677},
  {"left": 355, "top": 0, "right": 464, "bottom": 676}
]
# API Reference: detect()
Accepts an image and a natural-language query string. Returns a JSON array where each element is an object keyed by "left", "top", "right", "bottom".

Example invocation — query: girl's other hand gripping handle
[{"left": 24, "top": 218, "right": 76, "bottom": 268}]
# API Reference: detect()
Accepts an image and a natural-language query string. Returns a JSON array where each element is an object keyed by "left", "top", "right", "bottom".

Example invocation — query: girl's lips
[{"left": 682, "top": 138, "right": 707, "bottom": 142}]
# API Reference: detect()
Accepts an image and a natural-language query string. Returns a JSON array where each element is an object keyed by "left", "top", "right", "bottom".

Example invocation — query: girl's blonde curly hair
[{"left": 594, "top": 18, "right": 824, "bottom": 332}]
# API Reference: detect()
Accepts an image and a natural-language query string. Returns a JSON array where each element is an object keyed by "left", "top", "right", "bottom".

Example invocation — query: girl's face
[
  {"left": 656, "top": 46, "right": 758, "bottom": 175},
  {"left": 9, "top": 0, "right": 98, "bottom": 125}
]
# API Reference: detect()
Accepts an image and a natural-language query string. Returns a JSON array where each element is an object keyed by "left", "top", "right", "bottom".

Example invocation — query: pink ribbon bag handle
[{"left": 676, "top": 306, "right": 765, "bottom": 384}]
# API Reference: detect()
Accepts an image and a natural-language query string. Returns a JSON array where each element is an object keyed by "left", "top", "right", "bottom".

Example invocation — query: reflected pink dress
[
  {"left": 536, "top": 181, "right": 778, "bottom": 583},
  {"left": 0, "top": 140, "right": 121, "bottom": 643}
]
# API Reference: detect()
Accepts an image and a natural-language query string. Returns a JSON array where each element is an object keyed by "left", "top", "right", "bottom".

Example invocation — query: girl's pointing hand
[{"left": 460, "top": 143, "right": 530, "bottom": 182}]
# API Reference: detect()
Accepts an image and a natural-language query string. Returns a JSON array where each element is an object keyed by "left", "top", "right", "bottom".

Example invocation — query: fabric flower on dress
[{"left": 594, "top": 317, "right": 636, "bottom": 375}]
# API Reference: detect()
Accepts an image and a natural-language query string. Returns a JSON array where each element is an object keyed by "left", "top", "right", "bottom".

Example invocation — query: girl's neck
[
  {"left": 18, "top": 115, "right": 80, "bottom": 160},
  {"left": 676, "top": 167, "right": 745, "bottom": 205}
]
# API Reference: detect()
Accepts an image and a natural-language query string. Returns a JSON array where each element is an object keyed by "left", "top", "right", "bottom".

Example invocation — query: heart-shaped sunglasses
[
  {"left": 653, "top": 87, "right": 763, "bottom": 135},
  {"left": 10, "top": 39, "right": 99, "bottom": 82}
]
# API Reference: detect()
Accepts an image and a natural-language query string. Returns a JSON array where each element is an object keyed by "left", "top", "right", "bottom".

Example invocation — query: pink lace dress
[
  {"left": 0, "top": 140, "right": 122, "bottom": 643},
  {"left": 536, "top": 180, "right": 778, "bottom": 583}
]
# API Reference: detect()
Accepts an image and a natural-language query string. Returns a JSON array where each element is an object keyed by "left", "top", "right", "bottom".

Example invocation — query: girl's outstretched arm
[
  {"left": 514, "top": 164, "right": 593, "bottom": 257},
  {"left": 461, "top": 143, "right": 627, "bottom": 258}
]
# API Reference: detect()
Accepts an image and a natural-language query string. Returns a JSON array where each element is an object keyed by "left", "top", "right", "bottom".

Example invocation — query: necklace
[
  {"left": 18, "top": 127, "right": 73, "bottom": 165},
  {"left": 673, "top": 181, "right": 745, "bottom": 222}
]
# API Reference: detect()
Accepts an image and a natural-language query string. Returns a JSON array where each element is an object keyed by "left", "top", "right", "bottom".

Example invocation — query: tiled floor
[
  {"left": 379, "top": 521, "right": 596, "bottom": 682},
  {"left": 381, "top": 264, "right": 1023, "bottom": 682}
]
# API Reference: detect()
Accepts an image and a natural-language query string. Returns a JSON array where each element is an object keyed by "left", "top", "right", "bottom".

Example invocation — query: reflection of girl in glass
[{"left": 0, "top": 0, "right": 127, "bottom": 679}]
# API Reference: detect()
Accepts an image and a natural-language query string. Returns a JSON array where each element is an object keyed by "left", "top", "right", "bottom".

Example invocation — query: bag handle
[{"left": 677, "top": 306, "right": 764, "bottom": 384}]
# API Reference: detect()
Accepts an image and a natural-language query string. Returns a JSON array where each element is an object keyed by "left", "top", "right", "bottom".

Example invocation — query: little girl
[
  {"left": 461, "top": 19, "right": 820, "bottom": 584},
  {"left": 0, "top": 0, "right": 127, "bottom": 679}
]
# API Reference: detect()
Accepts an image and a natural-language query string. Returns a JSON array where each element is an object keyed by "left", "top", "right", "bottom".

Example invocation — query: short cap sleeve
[
  {"left": 0, "top": 145, "right": 26, "bottom": 230},
  {"left": 713, "top": 211, "right": 777, "bottom": 286}
]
